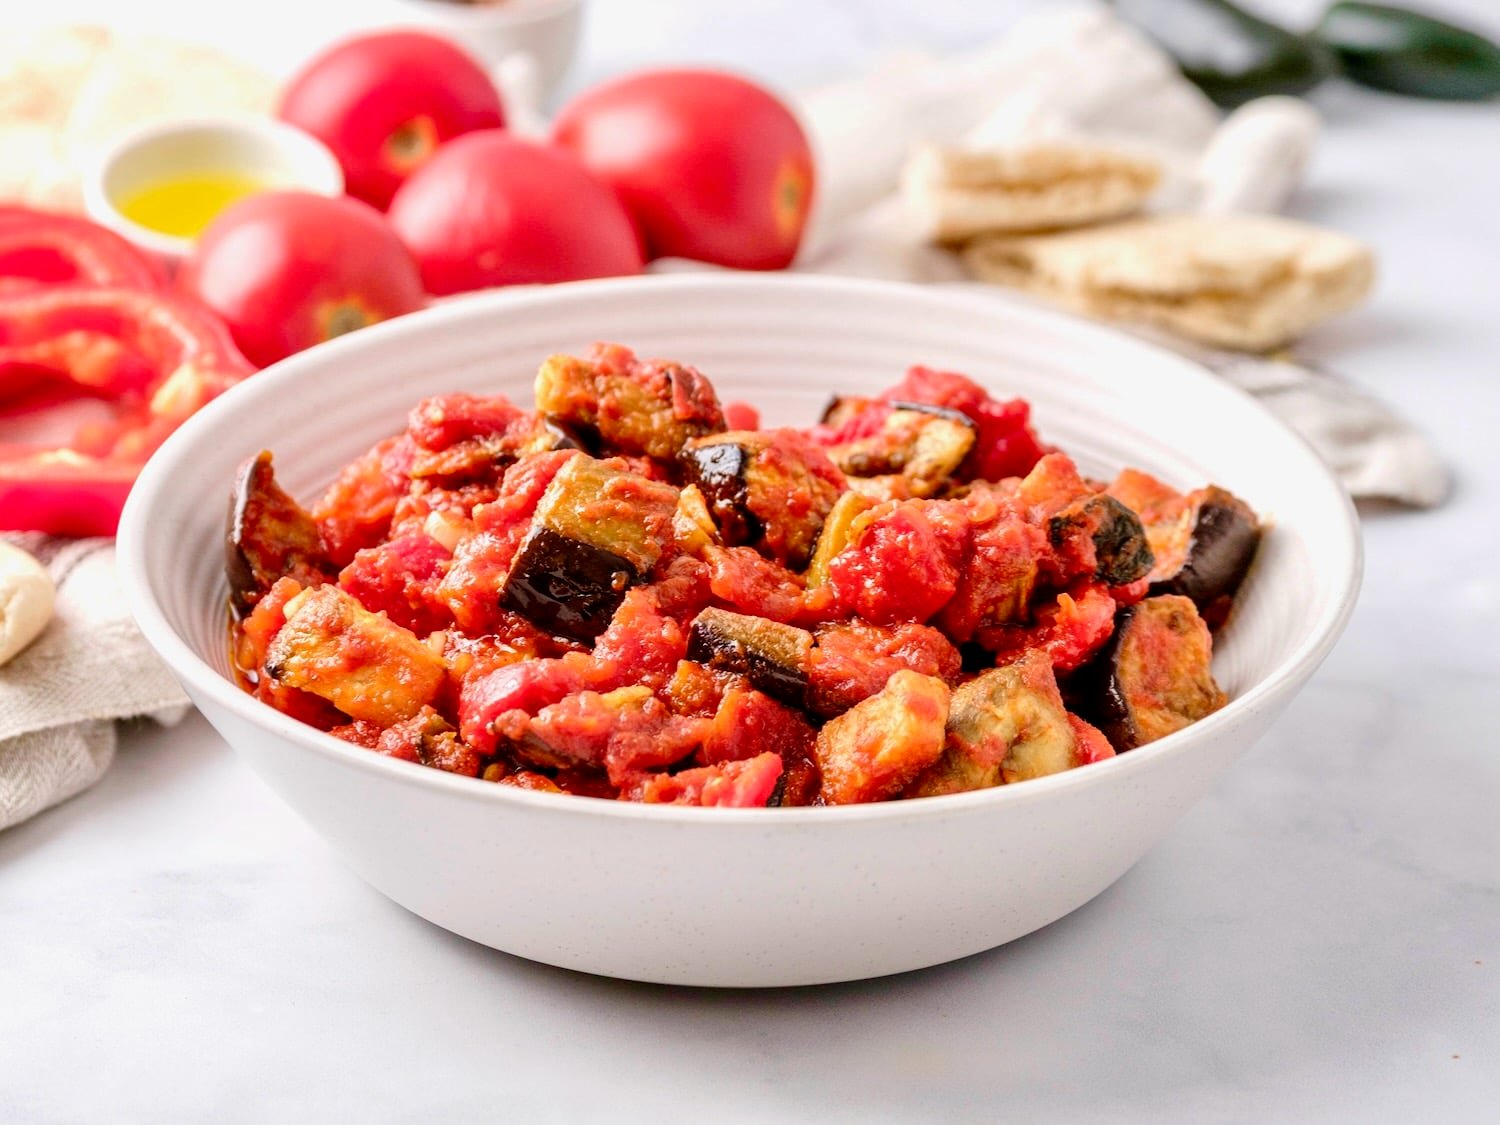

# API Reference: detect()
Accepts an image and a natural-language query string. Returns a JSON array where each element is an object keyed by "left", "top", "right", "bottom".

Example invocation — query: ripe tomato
[
  {"left": 278, "top": 30, "right": 505, "bottom": 210},
  {"left": 552, "top": 69, "right": 815, "bottom": 270},
  {"left": 178, "top": 191, "right": 426, "bottom": 367},
  {"left": 387, "top": 132, "right": 644, "bottom": 295}
]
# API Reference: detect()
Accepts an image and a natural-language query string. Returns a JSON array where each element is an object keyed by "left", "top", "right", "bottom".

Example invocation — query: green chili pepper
[
  {"left": 1114, "top": 0, "right": 1337, "bottom": 107},
  {"left": 1316, "top": 2, "right": 1500, "bottom": 100}
]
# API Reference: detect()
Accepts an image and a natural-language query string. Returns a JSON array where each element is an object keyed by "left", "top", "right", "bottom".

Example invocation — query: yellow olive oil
[{"left": 118, "top": 172, "right": 268, "bottom": 239}]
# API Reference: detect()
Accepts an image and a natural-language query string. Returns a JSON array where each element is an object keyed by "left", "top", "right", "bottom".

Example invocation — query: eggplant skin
[
  {"left": 1153, "top": 490, "right": 1261, "bottom": 628},
  {"left": 542, "top": 415, "right": 601, "bottom": 455},
  {"left": 502, "top": 527, "right": 635, "bottom": 641},
  {"left": 686, "top": 608, "right": 812, "bottom": 711},
  {"left": 1070, "top": 595, "right": 1226, "bottom": 751},
  {"left": 681, "top": 430, "right": 844, "bottom": 570},
  {"left": 823, "top": 400, "right": 975, "bottom": 498},
  {"left": 1050, "top": 494, "right": 1155, "bottom": 587},
  {"left": 498, "top": 456, "right": 678, "bottom": 639},
  {"left": 681, "top": 439, "right": 758, "bottom": 548},
  {"left": 226, "top": 451, "right": 335, "bottom": 617}
]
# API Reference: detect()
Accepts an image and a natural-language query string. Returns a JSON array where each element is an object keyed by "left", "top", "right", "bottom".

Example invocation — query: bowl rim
[{"left": 118, "top": 273, "right": 1363, "bottom": 825}]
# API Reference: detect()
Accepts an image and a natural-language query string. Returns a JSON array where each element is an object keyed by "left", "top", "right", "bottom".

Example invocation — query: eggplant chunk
[
  {"left": 227, "top": 451, "right": 335, "bottom": 616},
  {"left": 1107, "top": 471, "right": 1259, "bottom": 625},
  {"left": 264, "top": 585, "right": 446, "bottom": 725},
  {"left": 1150, "top": 487, "right": 1260, "bottom": 627},
  {"left": 815, "top": 670, "right": 951, "bottom": 805},
  {"left": 686, "top": 607, "right": 813, "bottom": 710},
  {"left": 906, "top": 650, "right": 1079, "bottom": 797},
  {"left": 806, "top": 490, "right": 875, "bottom": 588},
  {"left": 827, "top": 401, "right": 975, "bottom": 497},
  {"left": 501, "top": 456, "right": 679, "bottom": 640},
  {"left": 1071, "top": 594, "right": 1227, "bottom": 751},
  {"left": 534, "top": 351, "right": 725, "bottom": 461},
  {"left": 1049, "top": 493, "right": 1155, "bottom": 586},
  {"left": 680, "top": 429, "right": 844, "bottom": 569}
]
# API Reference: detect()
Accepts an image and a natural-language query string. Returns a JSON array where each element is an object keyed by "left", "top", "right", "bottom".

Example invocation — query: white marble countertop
[{"left": 3, "top": 2, "right": 1498, "bottom": 1122}]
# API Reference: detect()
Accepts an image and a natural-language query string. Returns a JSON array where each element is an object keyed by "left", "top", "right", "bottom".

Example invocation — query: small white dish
[
  {"left": 389, "top": 0, "right": 585, "bottom": 101},
  {"left": 118, "top": 275, "right": 1361, "bottom": 988},
  {"left": 85, "top": 116, "right": 344, "bottom": 264}
]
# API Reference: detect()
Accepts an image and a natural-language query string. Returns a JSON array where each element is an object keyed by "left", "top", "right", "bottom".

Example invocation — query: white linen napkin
[{"left": 0, "top": 534, "right": 188, "bottom": 831}]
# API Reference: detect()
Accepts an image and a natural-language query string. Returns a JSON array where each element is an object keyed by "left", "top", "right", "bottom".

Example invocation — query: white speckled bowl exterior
[{"left": 118, "top": 275, "right": 1361, "bottom": 987}]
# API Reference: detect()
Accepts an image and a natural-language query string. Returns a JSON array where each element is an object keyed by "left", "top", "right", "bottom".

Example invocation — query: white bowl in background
[
  {"left": 118, "top": 275, "right": 1361, "bottom": 988},
  {"left": 85, "top": 116, "right": 344, "bottom": 264},
  {"left": 389, "top": 0, "right": 585, "bottom": 101}
]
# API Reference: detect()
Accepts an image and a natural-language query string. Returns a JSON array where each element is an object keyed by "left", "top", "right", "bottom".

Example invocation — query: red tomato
[
  {"left": 552, "top": 69, "right": 816, "bottom": 270},
  {"left": 178, "top": 191, "right": 426, "bottom": 367},
  {"left": 278, "top": 30, "right": 506, "bottom": 210},
  {"left": 386, "top": 132, "right": 644, "bottom": 295}
]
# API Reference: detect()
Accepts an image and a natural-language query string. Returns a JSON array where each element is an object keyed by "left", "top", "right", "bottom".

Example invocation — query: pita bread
[
  {"left": 902, "top": 142, "right": 1161, "bottom": 242},
  {"left": 964, "top": 213, "right": 1375, "bottom": 352},
  {"left": 0, "top": 25, "right": 274, "bottom": 212}
]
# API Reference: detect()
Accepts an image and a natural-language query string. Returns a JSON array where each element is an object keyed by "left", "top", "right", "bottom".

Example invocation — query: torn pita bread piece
[
  {"left": 964, "top": 213, "right": 1375, "bottom": 352},
  {"left": 901, "top": 142, "right": 1161, "bottom": 243},
  {"left": 0, "top": 25, "right": 275, "bottom": 213}
]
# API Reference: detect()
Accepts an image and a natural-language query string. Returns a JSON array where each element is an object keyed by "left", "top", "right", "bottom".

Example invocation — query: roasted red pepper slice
[
  {"left": 0, "top": 207, "right": 166, "bottom": 294},
  {"left": 0, "top": 286, "right": 253, "bottom": 536}
]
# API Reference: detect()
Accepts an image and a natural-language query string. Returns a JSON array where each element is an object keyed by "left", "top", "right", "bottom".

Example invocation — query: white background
[{"left": 3, "top": 2, "right": 1499, "bottom": 1122}]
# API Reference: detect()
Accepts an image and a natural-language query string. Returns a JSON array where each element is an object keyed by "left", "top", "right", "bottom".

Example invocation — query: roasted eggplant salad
[{"left": 228, "top": 345, "right": 1261, "bottom": 807}]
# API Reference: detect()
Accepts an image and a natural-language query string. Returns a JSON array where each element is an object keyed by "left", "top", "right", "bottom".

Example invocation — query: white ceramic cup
[
  {"left": 388, "top": 0, "right": 586, "bottom": 101},
  {"left": 85, "top": 117, "right": 345, "bottom": 264}
]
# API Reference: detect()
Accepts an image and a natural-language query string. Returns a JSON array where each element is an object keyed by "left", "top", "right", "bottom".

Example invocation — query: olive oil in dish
[{"left": 117, "top": 171, "right": 267, "bottom": 239}]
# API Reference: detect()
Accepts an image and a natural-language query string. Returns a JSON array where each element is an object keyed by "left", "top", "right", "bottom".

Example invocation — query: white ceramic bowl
[
  {"left": 388, "top": 0, "right": 585, "bottom": 99},
  {"left": 85, "top": 116, "right": 344, "bottom": 263},
  {"left": 118, "top": 275, "right": 1361, "bottom": 988}
]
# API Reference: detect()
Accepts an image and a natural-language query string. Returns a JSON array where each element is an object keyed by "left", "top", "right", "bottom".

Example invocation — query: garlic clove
[{"left": 0, "top": 542, "right": 56, "bottom": 667}]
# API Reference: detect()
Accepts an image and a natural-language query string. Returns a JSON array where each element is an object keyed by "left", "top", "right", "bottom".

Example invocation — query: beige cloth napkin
[{"left": 0, "top": 534, "right": 188, "bottom": 830}]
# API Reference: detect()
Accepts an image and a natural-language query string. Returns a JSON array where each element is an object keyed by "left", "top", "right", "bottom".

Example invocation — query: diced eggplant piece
[
  {"left": 805, "top": 490, "right": 875, "bottom": 588},
  {"left": 827, "top": 402, "right": 976, "bottom": 498},
  {"left": 227, "top": 451, "right": 336, "bottom": 616},
  {"left": 1149, "top": 487, "right": 1261, "bottom": 627},
  {"left": 1107, "top": 472, "right": 1261, "bottom": 628},
  {"left": 500, "top": 456, "right": 679, "bottom": 641},
  {"left": 819, "top": 395, "right": 873, "bottom": 428},
  {"left": 680, "top": 429, "right": 844, "bottom": 569},
  {"left": 681, "top": 435, "right": 757, "bottom": 546},
  {"left": 406, "top": 393, "right": 559, "bottom": 484},
  {"left": 1070, "top": 594, "right": 1227, "bottom": 751},
  {"left": 534, "top": 351, "right": 725, "bottom": 461},
  {"left": 905, "top": 650, "right": 1079, "bottom": 798},
  {"left": 686, "top": 607, "right": 813, "bottom": 711},
  {"left": 264, "top": 585, "right": 447, "bottom": 725},
  {"left": 542, "top": 414, "right": 600, "bottom": 455},
  {"left": 1049, "top": 493, "right": 1155, "bottom": 586},
  {"left": 815, "top": 670, "right": 951, "bottom": 805},
  {"left": 408, "top": 429, "right": 553, "bottom": 484}
]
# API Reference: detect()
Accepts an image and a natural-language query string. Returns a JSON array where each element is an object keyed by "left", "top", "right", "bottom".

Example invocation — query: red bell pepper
[
  {"left": 0, "top": 207, "right": 166, "bottom": 293},
  {"left": 1, "top": 285, "right": 253, "bottom": 536}
]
